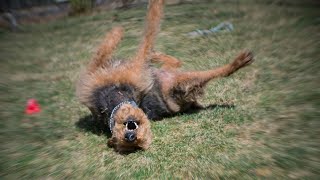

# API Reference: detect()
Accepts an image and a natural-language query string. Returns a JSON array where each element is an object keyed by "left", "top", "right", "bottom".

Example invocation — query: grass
[{"left": 0, "top": 0, "right": 319, "bottom": 179}]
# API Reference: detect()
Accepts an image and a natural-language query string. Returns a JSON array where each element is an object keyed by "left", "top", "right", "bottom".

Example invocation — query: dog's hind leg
[
  {"left": 174, "top": 51, "right": 254, "bottom": 87},
  {"left": 150, "top": 51, "right": 182, "bottom": 70},
  {"left": 160, "top": 51, "right": 253, "bottom": 113},
  {"left": 87, "top": 26, "right": 124, "bottom": 73}
]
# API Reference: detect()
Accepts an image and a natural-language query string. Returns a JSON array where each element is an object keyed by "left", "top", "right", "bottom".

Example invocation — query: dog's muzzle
[
  {"left": 125, "top": 131, "right": 136, "bottom": 142},
  {"left": 124, "top": 120, "right": 138, "bottom": 142}
]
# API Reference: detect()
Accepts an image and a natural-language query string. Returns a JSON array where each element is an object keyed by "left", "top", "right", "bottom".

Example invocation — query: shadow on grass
[
  {"left": 75, "top": 104, "right": 234, "bottom": 136},
  {"left": 183, "top": 103, "right": 235, "bottom": 115},
  {"left": 75, "top": 115, "right": 112, "bottom": 137},
  {"left": 75, "top": 103, "right": 234, "bottom": 154},
  {"left": 151, "top": 103, "right": 235, "bottom": 120}
]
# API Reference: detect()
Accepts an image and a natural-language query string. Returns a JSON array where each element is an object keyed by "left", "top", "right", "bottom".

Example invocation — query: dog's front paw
[{"left": 232, "top": 50, "right": 254, "bottom": 69}]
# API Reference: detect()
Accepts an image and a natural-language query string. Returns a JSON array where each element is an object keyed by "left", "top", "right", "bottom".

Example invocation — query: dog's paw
[{"left": 232, "top": 50, "right": 254, "bottom": 69}]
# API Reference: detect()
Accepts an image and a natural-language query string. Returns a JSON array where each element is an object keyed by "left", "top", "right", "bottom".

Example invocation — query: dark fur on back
[
  {"left": 91, "top": 84, "right": 138, "bottom": 125},
  {"left": 140, "top": 78, "right": 171, "bottom": 120}
]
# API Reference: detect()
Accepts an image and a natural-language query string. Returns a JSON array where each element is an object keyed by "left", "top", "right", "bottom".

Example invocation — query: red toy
[{"left": 25, "top": 99, "right": 41, "bottom": 115}]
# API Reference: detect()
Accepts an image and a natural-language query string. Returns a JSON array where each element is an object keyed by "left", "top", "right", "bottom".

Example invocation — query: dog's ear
[{"left": 107, "top": 137, "right": 116, "bottom": 148}]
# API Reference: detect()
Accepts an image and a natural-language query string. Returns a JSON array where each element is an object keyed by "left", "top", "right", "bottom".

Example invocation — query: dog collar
[{"left": 109, "top": 100, "right": 138, "bottom": 134}]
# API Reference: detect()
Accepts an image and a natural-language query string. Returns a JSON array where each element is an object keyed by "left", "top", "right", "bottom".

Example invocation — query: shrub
[{"left": 69, "top": 0, "right": 93, "bottom": 15}]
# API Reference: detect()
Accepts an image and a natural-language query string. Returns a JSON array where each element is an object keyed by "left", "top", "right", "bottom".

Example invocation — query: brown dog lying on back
[{"left": 76, "top": 0, "right": 254, "bottom": 153}]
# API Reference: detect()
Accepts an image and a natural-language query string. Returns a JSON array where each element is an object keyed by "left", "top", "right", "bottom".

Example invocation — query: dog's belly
[{"left": 140, "top": 79, "right": 171, "bottom": 120}]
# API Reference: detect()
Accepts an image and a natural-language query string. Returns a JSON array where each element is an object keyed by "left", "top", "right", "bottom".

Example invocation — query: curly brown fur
[
  {"left": 76, "top": 0, "right": 254, "bottom": 153},
  {"left": 76, "top": 0, "right": 164, "bottom": 153},
  {"left": 107, "top": 104, "right": 152, "bottom": 152}
]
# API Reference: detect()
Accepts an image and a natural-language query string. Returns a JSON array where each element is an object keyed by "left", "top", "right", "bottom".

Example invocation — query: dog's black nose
[{"left": 125, "top": 131, "right": 136, "bottom": 142}]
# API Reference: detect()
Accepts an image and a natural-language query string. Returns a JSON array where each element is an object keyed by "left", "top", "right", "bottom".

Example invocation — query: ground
[{"left": 0, "top": 0, "right": 319, "bottom": 179}]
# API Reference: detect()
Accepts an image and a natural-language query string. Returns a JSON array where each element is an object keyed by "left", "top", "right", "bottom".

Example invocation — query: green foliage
[{"left": 70, "top": 0, "right": 93, "bottom": 15}]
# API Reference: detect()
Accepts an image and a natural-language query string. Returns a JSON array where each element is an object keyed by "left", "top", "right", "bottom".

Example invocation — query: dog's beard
[{"left": 111, "top": 105, "right": 152, "bottom": 152}]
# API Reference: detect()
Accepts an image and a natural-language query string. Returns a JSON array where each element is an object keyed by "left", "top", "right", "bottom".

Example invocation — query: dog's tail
[
  {"left": 133, "top": 0, "right": 164, "bottom": 64},
  {"left": 87, "top": 26, "right": 124, "bottom": 73}
]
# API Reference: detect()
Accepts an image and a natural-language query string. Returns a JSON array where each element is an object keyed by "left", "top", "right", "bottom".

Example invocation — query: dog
[{"left": 76, "top": 0, "right": 253, "bottom": 153}]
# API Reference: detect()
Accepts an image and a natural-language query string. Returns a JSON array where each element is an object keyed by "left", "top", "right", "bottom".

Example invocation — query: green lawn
[{"left": 0, "top": 1, "right": 319, "bottom": 179}]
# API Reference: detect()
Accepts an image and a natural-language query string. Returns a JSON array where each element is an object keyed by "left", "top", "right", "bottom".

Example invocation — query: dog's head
[{"left": 107, "top": 104, "right": 152, "bottom": 153}]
